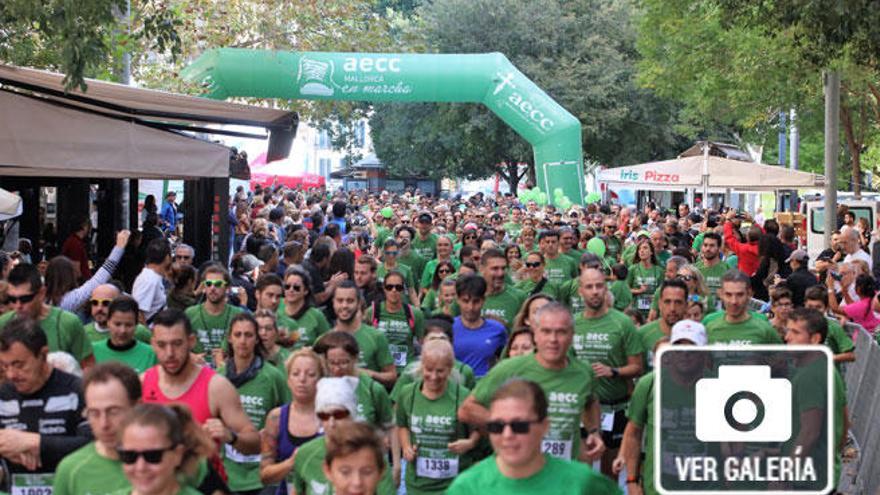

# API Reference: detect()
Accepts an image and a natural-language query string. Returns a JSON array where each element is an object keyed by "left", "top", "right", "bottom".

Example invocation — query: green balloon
[
  {"left": 554, "top": 188, "right": 564, "bottom": 198},
  {"left": 537, "top": 192, "right": 548, "bottom": 205},
  {"left": 381, "top": 207, "right": 394, "bottom": 219},
  {"left": 587, "top": 237, "right": 606, "bottom": 258},
  {"left": 586, "top": 192, "right": 602, "bottom": 204}
]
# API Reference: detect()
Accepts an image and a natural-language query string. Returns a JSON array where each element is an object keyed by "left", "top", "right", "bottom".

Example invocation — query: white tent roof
[
  {"left": 0, "top": 90, "right": 230, "bottom": 179},
  {"left": 597, "top": 155, "right": 824, "bottom": 191}
]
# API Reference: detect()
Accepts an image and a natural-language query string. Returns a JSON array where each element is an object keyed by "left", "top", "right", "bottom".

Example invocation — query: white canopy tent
[{"left": 597, "top": 154, "right": 824, "bottom": 193}]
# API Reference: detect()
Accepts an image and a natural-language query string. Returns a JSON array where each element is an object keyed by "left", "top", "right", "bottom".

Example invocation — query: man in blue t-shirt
[{"left": 452, "top": 274, "right": 507, "bottom": 378}]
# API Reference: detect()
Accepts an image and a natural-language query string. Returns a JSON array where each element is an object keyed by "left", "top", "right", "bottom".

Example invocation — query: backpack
[{"left": 371, "top": 300, "right": 416, "bottom": 331}]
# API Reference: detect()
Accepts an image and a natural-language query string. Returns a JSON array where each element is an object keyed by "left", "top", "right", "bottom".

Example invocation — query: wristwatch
[
  {"left": 626, "top": 475, "right": 641, "bottom": 484},
  {"left": 611, "top": 367, "right": 620, "bottom": 378},
  {"left": 228, "top": 429, "right": 239, "bottom": 445}
]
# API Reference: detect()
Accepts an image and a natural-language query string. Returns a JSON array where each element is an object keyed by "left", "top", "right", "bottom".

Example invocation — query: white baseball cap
[{"left": 670, "top": 320, "right": 707, "bottom": 346}]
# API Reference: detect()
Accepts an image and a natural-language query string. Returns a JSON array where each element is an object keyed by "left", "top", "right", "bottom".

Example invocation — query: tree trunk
[
  {"left": 527, "top": 162, "right": 536, "bottom": 188},
  {"left": 504, "top": 161, "right": 520, "bottom": 195},
  {"left": 840, "top": 104, "right": 861, "bottom": 198}
]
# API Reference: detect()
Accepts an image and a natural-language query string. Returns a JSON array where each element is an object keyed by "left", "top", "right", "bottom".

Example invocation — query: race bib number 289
[{"left": 541, "top": 439, "right": 572, "bottom": 459}]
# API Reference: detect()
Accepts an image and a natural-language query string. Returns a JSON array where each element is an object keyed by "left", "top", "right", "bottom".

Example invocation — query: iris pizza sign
[{"left": 618, "top": 168, "right": 681, "bottom": 183}]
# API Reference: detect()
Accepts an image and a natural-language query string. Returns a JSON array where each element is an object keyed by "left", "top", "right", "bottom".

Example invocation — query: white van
[{"left": 801, "top": 197, "right": 879, "bottom": 264}]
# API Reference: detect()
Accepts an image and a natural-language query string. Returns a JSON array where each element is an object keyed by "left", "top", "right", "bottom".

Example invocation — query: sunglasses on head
[
  {"left": 6, "top": 293, "right": 37, "bottom": 305},
  {"left": 486, "top": 419, "right": 541, "bottom": 435},
  {"left": 677, "top": 275, "right": 696, "bottom": 282},
  {"left": 384, "top": 283, "right": 405, "bottom": 292},
  {"left": 203, "top": 280, "right": 227, "bottom": 288},
  {"left": 284, "top": 283, "right": 304, "bottom": 292},
  {"left": 116, "top": 446, "right": 176, "bottom": 465},
  {"left": 90, "top": 298, "right": 112, "bottom": 307},
  {"left": 525, "top": 261, "right": 541, "bottom": 268},
  {"left": 317, "top": 409, "right": 351, "bottom": 421}
]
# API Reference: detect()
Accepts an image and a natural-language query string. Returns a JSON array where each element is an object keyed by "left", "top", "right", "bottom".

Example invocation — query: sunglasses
[
  {"left": 525, "top": 262, "right": 542, "bottom": 268},
  {"left": 486, "top": 419, "right": 542, "bottom": 435},
  {"left": 317, "top": 409, "right": 351, "bottom": 421},
  {"left": 385, "top": 284, "right": 405, "bottom": 292},
  {"left": 90, "top": 298, "right": 112, "bottom": 307},
  {"left": 384, "top": 251, "right": 399, "bottom": 257},
  {"left": 6, "top": 293, "right": 37, "bottom": 305},
  {"left": 677, "top": 275, "right": 696, "bottom": 282},
  {"left": 203, "top": 280, "right": 227, "bottom": 288},
  {"left": 116, "top": 446, "right": 176, "bottom": 465},
  {"left": 464, "top": 235, "right": 477, "bottom": 239},
  {"left": 284, "top": 283, "right": 304, "bottom": 292}
]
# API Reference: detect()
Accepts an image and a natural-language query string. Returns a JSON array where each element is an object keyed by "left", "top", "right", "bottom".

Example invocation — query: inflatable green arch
[{"left": 183, "top": 49, "right": 585, "bottom": 205}]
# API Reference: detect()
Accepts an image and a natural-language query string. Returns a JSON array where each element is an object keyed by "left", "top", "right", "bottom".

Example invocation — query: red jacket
[
  {"left": 723, "top": 221, "right": 759, "bottom": 276},
  {"left": 61, "top": 234, "right": 91, "bottom": 279}
]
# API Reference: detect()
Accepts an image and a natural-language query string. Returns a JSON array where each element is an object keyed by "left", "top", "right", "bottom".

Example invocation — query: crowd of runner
[{"left": 0, "top": 184, "right": 867, "bottom": 494}]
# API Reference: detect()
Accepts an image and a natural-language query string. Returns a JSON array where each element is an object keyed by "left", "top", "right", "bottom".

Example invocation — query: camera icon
[{"left": 695, "top": 365, "right": 791, "bottom": 442}]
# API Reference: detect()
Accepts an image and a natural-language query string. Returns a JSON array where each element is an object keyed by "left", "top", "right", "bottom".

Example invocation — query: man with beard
[
  {"left": 320, "top": 280, "right": 397, "bottom": 388},
  {"left": 480, "top": 249, "right": 526, "bottom": 330},
  {"left": 696, "top": 232, "right": 726, "bottom": 307},
  {"left": 572, "top": 267, "right": 644, "bottom": 476},
  {"left": 84, "top": 284, "right": 152, "bottom": 344},
  {"left": 141, "top": 309, "right": 259, "bottom": 461},
  {"left": 539, "top": 230, "right": 578, "bottom": 285},
  {"left": 638, "top": 279, "right": 688, "bottom": 370},
  {"left": 253, "top": 273, "right": 284, "bottom": 313},
  {"left": 410, "top": 212, "right": 437, "bottom": 266},
  {"left": 184, "top": 265, "right": 244, "bottom": 367},
  {"left": 355, "top": 255, "right": 384, "bottom": 308},
  {"left": 459, "top": 303, "right": 605, "bottom": 464},
  {"left": 616, "top": 320, "right": 711, "bottom": 495}
]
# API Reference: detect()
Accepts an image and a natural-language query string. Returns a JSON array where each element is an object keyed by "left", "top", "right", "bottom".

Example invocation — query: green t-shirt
[
  {"left": 561, "top": 248, "right": 583, "bottom": 265},
  {"left": 609, "top": 280, "right": 633, "bottom": 312},
  {"left": 84, "top": 322, "right": 152, "bottom": 344},
  {"left": 705, "top": 314, "right": 782, "bottom": 345},
  {"left": 637, "top": 320, "right": 667, "bottom": 371},
  {"left": 355, "top": 372, "right": 394, "bottom": 428},
  {"left": 504, "top": 221, "right": 522, "bottom": 239},
  {"left": 696, "top": 260, "right": 727, "bottom": 301},
  {"left": 276, "top": 305, "right": 331, "bottom": 349},
  {"left": 446, "top": 453, "right": 621, "bottom": 495},
  {"left": 702, "top": 309, "right": 768, "bottom": 325},
  {"left": 826, "top": 318, "right": 855, "bottom": 357},
  {"left": 411, "top": 233, "right": 439, "bottom": 261},
  {"left": 572, "top": 309, "right": 643, "bottom": 406},
  {"left": 266, "top": 345, "right": 292, "bottom": 369},
  {"left": 627, "top": 371, "right": 712, "bottom": 495},
  {"left": 543, "top": 254, "right": 578, "bottom": 285},
  {"left": 53, "top": 442, "right": 130, "bottom": 495},
  {"left": 626, "top": 263, "right": 664, "bottom": 315},
  {"left": 482, "top": 286, "right": 526, "bottom": 330},
  {"left": 0, "top": 307, "right": 92, "bottom": 362},
  {"left": 290, "top": 436, "right": 396, "bottom": 495},
  {"left": 364, "top": 302, "right": 425, "bottom": 370},
  {"left": 420, "top": 258, "right": 461, "bottom": 289},
  {"left": 218, "top": 360, "right": 289, "bottom": 492},
  {"left": 374, "top": 226, "right": 392, "bottom": 249},
  {"left": 513, "top": 278, "right": 563, "bottom": 301},
  {"left": 472, "top": 354, "right": 596, "bottom": 461},
  {"left": 93, "top": 339, "right": 157, "bottom": 373},
  {"left": 398, "top": 251, "right": 427, "bottom": 291},
  {"left": 396, "top": 381, "right": 471, "bottom": 495},
  {"left": 184, "top": 303, "right": 244, "bottom": 366},
  {"left": 390, "top": 360, "right": 476, "bottom": 403},
  {"left": 603, "top": 235, "right": 622, "bottom": 264},
  {"left": 558, "top": 279, "right": 585, "bottom": 315}
]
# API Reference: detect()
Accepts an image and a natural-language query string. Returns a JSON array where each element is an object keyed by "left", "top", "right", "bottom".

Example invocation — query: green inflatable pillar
[{"left": 183, "top": 49, "right": 585, "bottom": 205}]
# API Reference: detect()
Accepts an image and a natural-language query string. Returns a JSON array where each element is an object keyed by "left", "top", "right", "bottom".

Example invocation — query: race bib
[
  {"left": 390, "top": 344, "right": 409, "bottom": 367},
  {"left": 540, "top": 439, "right": 572, "bottom": 459},
  {"left": 415, "top": 448, "right": 459, "bottom": 479},
  {"left": 224, "top": 443, "right": 261, "bottom": 463},
  {"left": 12, "top": 473, "right": 53, "bottom": 495},
  {"left": 637, "top": 296, "right": 651, "bottom": 310},
  {"left": 601, "top": 412, "right": 615, "bottom": 432}
]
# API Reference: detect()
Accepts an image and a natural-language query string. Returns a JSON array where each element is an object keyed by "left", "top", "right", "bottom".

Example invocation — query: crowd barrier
[{"left": 840, "top": 323, "right": 880, "bottom": 494}]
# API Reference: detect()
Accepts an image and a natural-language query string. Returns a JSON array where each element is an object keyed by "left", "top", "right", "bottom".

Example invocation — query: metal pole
[
  {"left": 120, "top": 0, "right": 132, "bottom": 230},
  {"left": 778, "top": 111, "right": 787, "bottom": 166},
  {"left": 701, "top": 142, "right": 709, "bottom": 208},
  {"left": 824, "top": 71, "right": 840, "bottom": 250}
]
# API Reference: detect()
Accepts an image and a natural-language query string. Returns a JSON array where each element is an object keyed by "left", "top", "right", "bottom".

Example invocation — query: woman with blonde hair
[
  {"left": 260, "top": 347, "right": 326, "bottom": 492},
  {"left": 397, "top": 339, "right": 479, "bottom": 494},
  {"left": 115, "top": 403, "right": 214, "bottom": 495},
  {"left": 676, "top": 264, "right": 715, "bottom": 313}
]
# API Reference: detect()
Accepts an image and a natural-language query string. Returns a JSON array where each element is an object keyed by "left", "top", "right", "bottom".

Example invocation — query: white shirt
[
  {"left": 132, "top": 266, "right": 167, "bottom": 320},
  {"left": 844, "top": 249, "right": 873, "bottom": 270}
]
